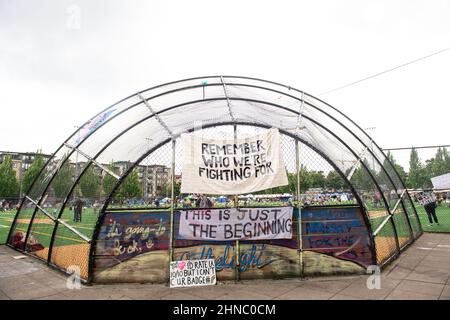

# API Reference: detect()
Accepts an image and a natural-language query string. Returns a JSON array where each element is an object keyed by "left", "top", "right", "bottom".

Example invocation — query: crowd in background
[
  {"left": 3, "top": 190, "right": 449, "bottom": 213},
  {"left": 107, "top": 191, "right": 358, "bottom": 209}
]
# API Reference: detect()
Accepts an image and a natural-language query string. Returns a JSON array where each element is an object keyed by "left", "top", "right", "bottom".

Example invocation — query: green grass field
[
  {"left": 0, "top": 208, "right": 99, "bottom": 247},
  {"left": 415, "top": 204, "right": 450, "bottom": 233},
  {"left": 1, "top": 203, "right": 449, "bottom": 250},
  {"left": 0, "top": 210, "right": 16, "bottom": 244}
]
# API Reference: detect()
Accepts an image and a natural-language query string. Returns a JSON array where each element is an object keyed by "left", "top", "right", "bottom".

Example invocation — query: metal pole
[
  {"left": 169, "top": 139, "right": 176, "bottom": 263},
  {"left": 364, "top": 127, "right": 377, "bottom": 173},
  {"left": 295, "top": 140, "right": 303, "bottom": 278},
  {"left": 19, "top": 167, "right": 23, "bottom": 199},
  {"left": 74, "top": 126, "right": 80, "bottom": 201},
  {"left": 233, "top": 124, "right": 240, "bottom": 281}
]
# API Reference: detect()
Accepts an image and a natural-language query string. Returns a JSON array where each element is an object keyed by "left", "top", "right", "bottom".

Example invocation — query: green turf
[
  {"left": 369, "top": 214, "right": 412, "bottom": 238},
  {"left": 0, "top": 208, "right": 99, "bottom": 246},
  {"left": 2, "top": 202, "right": 450, "bottom": 249},
  {"left": 415, "top": 204, "right": 450, "bottom": 233},
  {"left": 367, "top": 203, "right": 450, "bottom": 236},
  {"left": 0, "top": 210, "right": 16, "bottom": 244}
]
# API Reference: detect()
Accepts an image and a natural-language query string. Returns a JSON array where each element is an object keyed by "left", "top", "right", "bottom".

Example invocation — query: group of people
[
  {"left": 301, "top": 193, "right": 355, "bottom": 206},
  {"left": 175, "top": 192, "right": 356, "bottom": 209},
  {"left": 180, "top": 195, "right": 213, "bottom": 208},
  {"left": 0, "top": 200, "right": 13, "bottom": 212}
]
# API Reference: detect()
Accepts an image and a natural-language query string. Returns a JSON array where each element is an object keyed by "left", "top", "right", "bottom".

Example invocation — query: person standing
[
  {"left": 196, "top": 194, "right": 212, "bottom": 208},
  {"left": 419, "top": 191, "right": 439, "bottom": 226},
  {"left": 74, "top": 198, "right": 84, "bottom": 223}
]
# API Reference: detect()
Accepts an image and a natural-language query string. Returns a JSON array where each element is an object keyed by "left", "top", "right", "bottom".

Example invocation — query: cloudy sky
[{"left": 1, "top": 0, "right": 449, "bottom": 169}]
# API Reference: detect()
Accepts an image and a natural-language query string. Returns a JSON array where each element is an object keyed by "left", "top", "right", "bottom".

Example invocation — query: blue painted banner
[{"left": 301, "top": 206, "right": 372, "bottom": 267}]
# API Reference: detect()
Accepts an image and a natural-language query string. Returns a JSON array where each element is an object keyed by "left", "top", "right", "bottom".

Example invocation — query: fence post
[
  {"left": 295, "top": 139, "right": 304, "bottom": 278},
  {"left": 233, "top": 124, "right": 240, "bottom": 282},
  {"left": 169, "top": 139, "right": 176, "bottom": 263}
]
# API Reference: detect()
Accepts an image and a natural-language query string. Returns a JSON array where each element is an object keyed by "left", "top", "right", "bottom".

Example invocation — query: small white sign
[
  {"left": 431, "top": 172, "right": 450, "bottom": 190},
  {"left": 169, "top": 259, "right": 216, "bottom": 288}
]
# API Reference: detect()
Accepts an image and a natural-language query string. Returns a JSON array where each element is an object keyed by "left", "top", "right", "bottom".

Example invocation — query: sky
[{"left": 1, "top": 0, "right": 449, "bottom": 170}]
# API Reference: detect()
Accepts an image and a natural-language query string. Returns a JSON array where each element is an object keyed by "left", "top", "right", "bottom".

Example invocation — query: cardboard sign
[
  {"left": 431, "top": 172, "right": 450, "bottom": 190},
  {"left": 180, "top": 128, "right": 288, "bottom": 195},
  {"left": 169, "top": 259, "right": 216, "bottom": 288},
  {"left": 178, "top": 207, "right": 293, "bottom": 241}
]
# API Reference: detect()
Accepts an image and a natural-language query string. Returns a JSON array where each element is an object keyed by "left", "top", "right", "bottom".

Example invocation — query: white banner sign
[
  {"left": 178, "top": 207, "right": 293, "bottom": 241},
  {"left": 431, "top": 173, "right": 450, "bottom": 190},
  {"left": 180, "top": 128, "right": 288, "bottom": 195},
  {"left": 169, "top": 259, "right": 216, "bottom": 288}
]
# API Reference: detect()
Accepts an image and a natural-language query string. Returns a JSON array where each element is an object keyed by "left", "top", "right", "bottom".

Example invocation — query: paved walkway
[{"left": 1, "top": 233, "right": 450, "bottom": 300}]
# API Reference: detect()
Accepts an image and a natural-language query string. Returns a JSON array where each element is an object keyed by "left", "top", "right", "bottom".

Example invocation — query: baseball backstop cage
[{"left": 5, "top": 76, "right": 422, "bottom": 283}]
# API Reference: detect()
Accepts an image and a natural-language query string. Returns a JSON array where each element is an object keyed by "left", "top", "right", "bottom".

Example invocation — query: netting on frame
[{"left": 6, "top": 76, "right": 422, "bottom": 282}]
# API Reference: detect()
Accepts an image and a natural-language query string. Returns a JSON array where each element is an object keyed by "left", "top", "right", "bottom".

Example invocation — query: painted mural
[
  {"left": 93, "top": 206, "right": 373, "bottom": 283},
  {"left": 302, "top": 206, "right": 373, "bottom": 270}
]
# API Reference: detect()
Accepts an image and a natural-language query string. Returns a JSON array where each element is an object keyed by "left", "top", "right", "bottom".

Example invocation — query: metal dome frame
[{"left": 7, "top": 75, "right": 422, "bottom": 283}]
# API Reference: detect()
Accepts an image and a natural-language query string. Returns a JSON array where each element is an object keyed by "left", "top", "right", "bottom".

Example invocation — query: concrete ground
[{"left": 1, "top": 233, "right": 450, "bottom": 300}]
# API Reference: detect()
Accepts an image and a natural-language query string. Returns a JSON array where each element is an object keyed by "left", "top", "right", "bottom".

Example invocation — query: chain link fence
[
  {"left": 388, "top": 146, "right": 450, "bottom": 233},
  {"left": 1, "top": 75, "right": 431, "bottom": 284},
  {"left": 91, "top": 125, "right": 420, "bottom": 282},
  {"left": 3, "top": 123, "right": 425, "bottom": 282}
]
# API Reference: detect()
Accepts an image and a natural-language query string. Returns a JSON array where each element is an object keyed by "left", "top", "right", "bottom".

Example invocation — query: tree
[
  {"left": 325, "top": 170, "right": 344, "bottom": 190},
  {"left": 423, "top": 159, "right": 435, "bottom": 189},
  {"left": 419, "top": 147, "right": 450, "bottom": 188},
  {"left": 444, "top": 148, "right": 450, "bottom": 169},
  {"left": 22, "top": 154, "right": 45, "bottom": 194},
  {"left": 161, "top": 180, "right": 181, "bottom": 198},
  {"left": 0, "top": 156, "right": 19, "bottom": 197},
  {"left": 297, "top": 165, "right": 312, "bottom": 193},
  {"left": 378, "top": 152, "right": 407, "bottom": 189},
  {"left": 79, "top": 166, "right": 101, "bottom": 198},
  {"left": 431, "top": 147, "right": 450, "bottom": 177},
  {"left": 116, "top": 169, "right": 142, "bottom": 200},
  {"left": 309, "top": 171, "right": 326, "bottom": 189},
  {"left": 407, "top": 148, "right": 426, "bottom": 189},
  {"left": 348, "top": 160, "right": 373, "bottom": 192},
  {"left": 52, "top": 163, "right": 74, "bottom": 199},
  {"left": 103, "top": 162, "right": 120, "bottom": 196}
]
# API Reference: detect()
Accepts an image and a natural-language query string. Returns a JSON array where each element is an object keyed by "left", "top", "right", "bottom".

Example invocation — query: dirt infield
[
  {"left": 367, "top": 211, "right": 388, "bottom": 219},
  {"left": 16, "top": 218, "right": 54, "bottom": 225},
  {"left": 33, "top": 244, "right": 90, "bottom": 279},
  {"left": 375, "top": 236, "right": 410, "bottom": 264}
]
